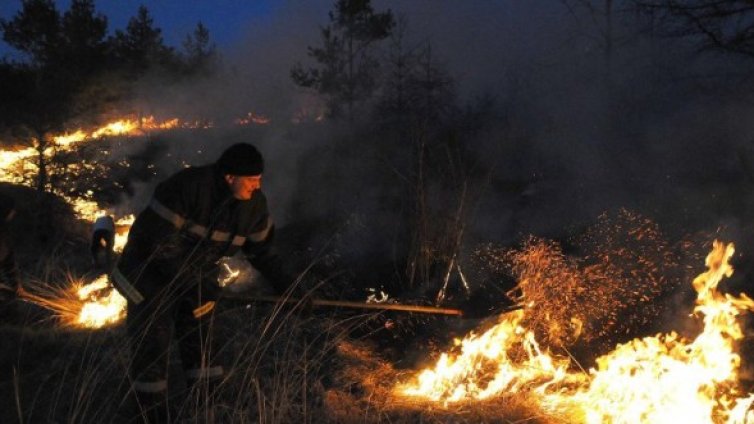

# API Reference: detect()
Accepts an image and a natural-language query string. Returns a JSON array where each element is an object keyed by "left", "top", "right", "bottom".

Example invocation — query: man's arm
[{"left": 242, "top": 218, "right": 293, "bottom": 294}]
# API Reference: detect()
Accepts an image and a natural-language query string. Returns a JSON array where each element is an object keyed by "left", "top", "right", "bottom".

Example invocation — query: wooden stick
[{"left": 222, "top": 294, "right": 465, "bottom": 316}]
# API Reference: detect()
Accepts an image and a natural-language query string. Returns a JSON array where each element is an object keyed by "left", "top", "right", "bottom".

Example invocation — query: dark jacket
[{"left": 114, "top": 164, "right": 289, "bottom": 304}]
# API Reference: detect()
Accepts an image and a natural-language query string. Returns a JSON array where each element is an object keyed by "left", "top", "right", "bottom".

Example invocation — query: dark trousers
[{"left": 125, "top": 275, "right": 222, "bottom": 422}]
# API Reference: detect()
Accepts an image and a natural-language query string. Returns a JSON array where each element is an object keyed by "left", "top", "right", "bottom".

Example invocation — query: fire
[
  {"left": 20, "top": 274, "right": 127, "bottom": 329},
  {"left": 90, "top": 119, "right": 139, "bottom": 138},
  {"left": 397, "top": 241, "right": 754, "bottom": 423},
  {"left": 557, "top": 241, "right": 754, "bottom": 423},
  {"left": 113, "top": 214, "right": 135, "bottom": 253},
  {"left": 73, "top": 275, "right": 127, "bottom": 328},
  {"left": 53, "top": 129, "right": 87, "bottom": 147},
  {"left": 67, "top": 196, "right": 103, "bottom": 222},
  {"left": 0, "top": 115, "right": 183, "bottom": 186},
  {"left": 397, "top": 308, "right": 577, "bottom": 402},
  {"left": 235, "top": 111, "right": 271, "bottom": 125}
]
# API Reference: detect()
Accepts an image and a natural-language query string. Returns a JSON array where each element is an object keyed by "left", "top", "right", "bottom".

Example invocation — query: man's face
[{"left": 225, "top": 175, "right": 262, "bottom": 200}]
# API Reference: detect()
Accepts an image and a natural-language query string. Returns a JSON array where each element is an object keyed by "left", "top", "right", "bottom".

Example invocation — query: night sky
[
  {"left": 0, "top": 0, "right": 516, "bottom": 94},
  {"left": 0, "top": 0, "right": 311, "bottom": 58}
]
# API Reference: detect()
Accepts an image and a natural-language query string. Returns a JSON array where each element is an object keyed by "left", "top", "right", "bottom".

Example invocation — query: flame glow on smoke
[{"left": 396, "top": 241, "right": 754, "bottom": 423}]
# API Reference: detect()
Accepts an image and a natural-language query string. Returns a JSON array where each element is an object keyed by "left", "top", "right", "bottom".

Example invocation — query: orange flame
[
  {"left": 113, "top": 214, "right": 135, "bottom": 253},
  {"left": 20, "top": 275, "right": 127, "bottom": 329},
  {"left": 72, "top": 275, "right": 127, "bottom": 328},
  {"left": 397, "top": 241, "right": 754, "bottom": 423},
  {"left": 235, "top": 111, "right": 271, "bottom": 125}
]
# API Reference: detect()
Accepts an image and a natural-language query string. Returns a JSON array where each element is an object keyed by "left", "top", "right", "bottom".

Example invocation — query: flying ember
[{"left": 396, "top": 241, "right": 754, "bottom": 423}]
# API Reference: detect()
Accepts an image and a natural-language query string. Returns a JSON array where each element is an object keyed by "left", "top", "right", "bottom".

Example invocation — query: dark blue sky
[
  {"left": 0, "top": 1, "right": 551, "bottom": 102},
  {"left": 0, "top": 0, "right": 294, "bottom": 59}
]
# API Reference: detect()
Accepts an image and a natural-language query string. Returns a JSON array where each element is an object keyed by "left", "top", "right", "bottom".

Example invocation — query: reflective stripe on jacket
[{"left": 116, "top": 164, "right": 283, "bottom": 301}]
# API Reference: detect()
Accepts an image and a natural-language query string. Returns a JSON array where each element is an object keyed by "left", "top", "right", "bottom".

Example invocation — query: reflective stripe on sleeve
[
  {"left": 231, "top": 235, "right": 246, "bottom": 246},
  {"left": 151, "top": 199, "right": 244, "bottom": 245},
  {"left": 110, "top": 266, "right": 145, "bottom": 304},
  {"left": 149, "top": 199, "right": 186, "bottom": 228},
  {"left": 248, "top": 217, "right": 273, "bottom": 242},
  {"left": 187, "top": 224, "right": 236, "bottom": 243},
  {"left": 192, "top": 301, "right": 216, "bottom": 318}
]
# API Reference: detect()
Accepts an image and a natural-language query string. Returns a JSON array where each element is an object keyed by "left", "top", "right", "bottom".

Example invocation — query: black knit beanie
[{"left": 216, "top": 143, "right": 264, "bottom": 176}]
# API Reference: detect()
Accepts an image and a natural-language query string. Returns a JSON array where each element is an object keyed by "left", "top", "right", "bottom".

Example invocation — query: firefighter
[
  {"left": 90, "top": 214, "right": 115, "bottom": 270},
  {"left": 112, "top": 143, "right": 294, "bottom": 422},
  {"left": 0, "top": 193, "right": 21, "bottom": 318}
]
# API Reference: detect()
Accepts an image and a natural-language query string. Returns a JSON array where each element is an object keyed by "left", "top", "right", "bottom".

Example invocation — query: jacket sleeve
[
  {"left": 131, "top": 169, "right": 203, "bottom": 262},
  {"left": 242, "top": 212, "right": 292, "bottom": 295},
  {"left": 151, "top": 169, "right": 202, "bottom": 229}
]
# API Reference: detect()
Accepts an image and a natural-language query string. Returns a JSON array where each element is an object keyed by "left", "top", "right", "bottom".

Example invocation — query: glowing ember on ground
[
  {"left": 396, "top": 241, "right": 754, "bottom": 423},
  {"left": 235, "top": 111, "right": 271, "bottom": 125}
]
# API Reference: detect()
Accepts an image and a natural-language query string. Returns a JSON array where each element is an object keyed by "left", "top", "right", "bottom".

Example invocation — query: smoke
[
  {"left": 92, "top": 1, "right": 754, "bottom": 296},
  {"left": 365, "top": 1, "right": 754, "bottom": 244}
]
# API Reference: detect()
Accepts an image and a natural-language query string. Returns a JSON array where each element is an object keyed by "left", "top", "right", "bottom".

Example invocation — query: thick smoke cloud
[{"left": 118, "top": 1, "right": 754, "bottom": 266}]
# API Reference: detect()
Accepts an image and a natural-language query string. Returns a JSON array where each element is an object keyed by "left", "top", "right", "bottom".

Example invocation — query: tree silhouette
[
  {"left": 181, "top": 22, "right": 219, "bottom": 77},
  {"left": 111, "top": 5, "right": 176, "bottom": 76},
  {"left": 60, "top": 0, "right": 108, "bottom": 77},
  {"left": 291, "top": 0, "right": 394, "bottom": 120},
  {"left": 636, "top": 0, "right": 754, "bottom": 57},
  {"left": 1, "top": 0, "right": 71, "bottom": 191}
]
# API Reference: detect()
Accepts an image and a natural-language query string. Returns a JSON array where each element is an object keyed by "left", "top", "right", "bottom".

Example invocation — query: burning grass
[
  {"left": 5, "top": 224, "right": 754, "bottom": 422},
  {"left": 19, "top": 274, "right": 126, "bottom": 329},
  {"left": 393, "top": 240, "right": 754, "bottom": 423},
  {"left": 477, "top": 209, "right": 700, "bottom": 353},
  {"left": 4, "top": 134, "right": 754, "bottom": 422}
]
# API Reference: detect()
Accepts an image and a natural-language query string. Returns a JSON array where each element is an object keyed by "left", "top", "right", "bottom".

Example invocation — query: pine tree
[{"left": 291, "top": 0, "right": 395, "bottom": 120}]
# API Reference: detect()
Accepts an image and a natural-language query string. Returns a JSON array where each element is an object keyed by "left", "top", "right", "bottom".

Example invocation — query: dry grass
[
  {"left": 2, "top": 184, "right": 742, "bottom": 423},
  {"left": 2, "top": 255, "right": 580, "bottom": 424},
  {"left": 475, "top": 209, "right": 705, "bottom": 361}
]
